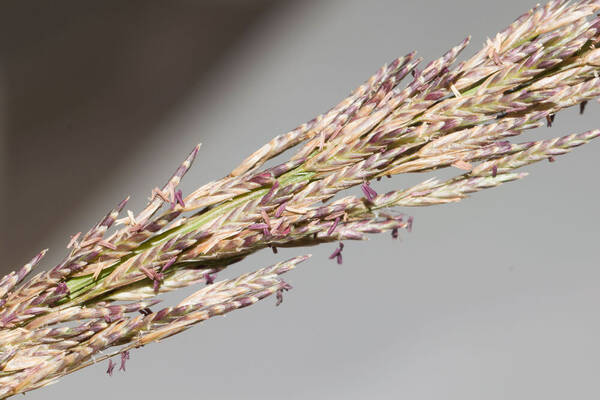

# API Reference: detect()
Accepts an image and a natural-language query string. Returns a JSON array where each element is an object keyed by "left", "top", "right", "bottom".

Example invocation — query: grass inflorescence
[{"left": 2, "top": 0, "right": 600, "bottom": 397}]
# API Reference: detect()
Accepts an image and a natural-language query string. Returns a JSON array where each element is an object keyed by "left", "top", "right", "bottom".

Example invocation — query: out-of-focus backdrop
[{"left": 1, "top": 1, "right": 600, "bottom": 399}]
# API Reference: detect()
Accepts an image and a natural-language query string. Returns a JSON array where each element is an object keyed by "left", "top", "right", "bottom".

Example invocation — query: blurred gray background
[{"left": 2, "top": 0, "right": 600, "bottom": 399}]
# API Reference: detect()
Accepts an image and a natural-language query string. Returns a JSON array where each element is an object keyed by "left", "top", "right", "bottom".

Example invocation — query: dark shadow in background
[{"left": 0, "top": 0, "right": 278, "bottom": 272}]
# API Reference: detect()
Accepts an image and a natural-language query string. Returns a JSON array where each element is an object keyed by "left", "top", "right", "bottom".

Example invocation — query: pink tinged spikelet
[
  {"left": 261, "top": 209, "right": 271, "bottom": 228},
  {"left": 260, "top": 181, "right": 280, "bottom": 205},
  {"left": 94, "top": 196, "right": 129, "bottom": 234},
  {"left": 248, "top": 223, "right": 269, "bottom": 230},
  {"left": 50, "top": 282, "right": 70, "bottom": 303},
  {"left": 391, "top": 228, "right": 399, "bottom": 239},
  {"left": 139, "top": 265, "right": 155, "bottom": 280},
  {"left": 106, "top": 359, "right": 116, "bottom": 376},
  {"left": 452, "top": 160, "right": 473, "bottom": 171},
  {"left": 492, "top": 165, "right": 498, "bottom": 177},
  {"left": 327, "top": 217, "right": 340, "bottom": 236},
  {"left": 0, "top": 249, "right": 48, "bottom": 301},
  {"left": 278, "top": 225, "right": 291, "bottom": 236},
  {"left": 275, "top": 202, "right": 287, "bottom": 218},
  {"left": 249, "top": 171, "right": 274, "bottom": 185},
  {"left": 407, "top": 217, "right": 414, "bottom": 233},
  {"left": 138, "top": 143, "right": 199, "bottom": 218},
  {"left": 98, "top": 240, "right": 117, "bottom": 250},
  {"left": 79, "top": 237, "right": 102, "bottom": 248},
  {"left": 361, "top": 181, "right": 378, "bottom": 202},
  {"left": 161, "top": 256, "right": 177, "bottom": 273},
  {"left": 204, "top": 273, "right": 215, "bottom": 285},
  {"left": 67, "top": 232, "right": 81, "bottom": 249}
]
